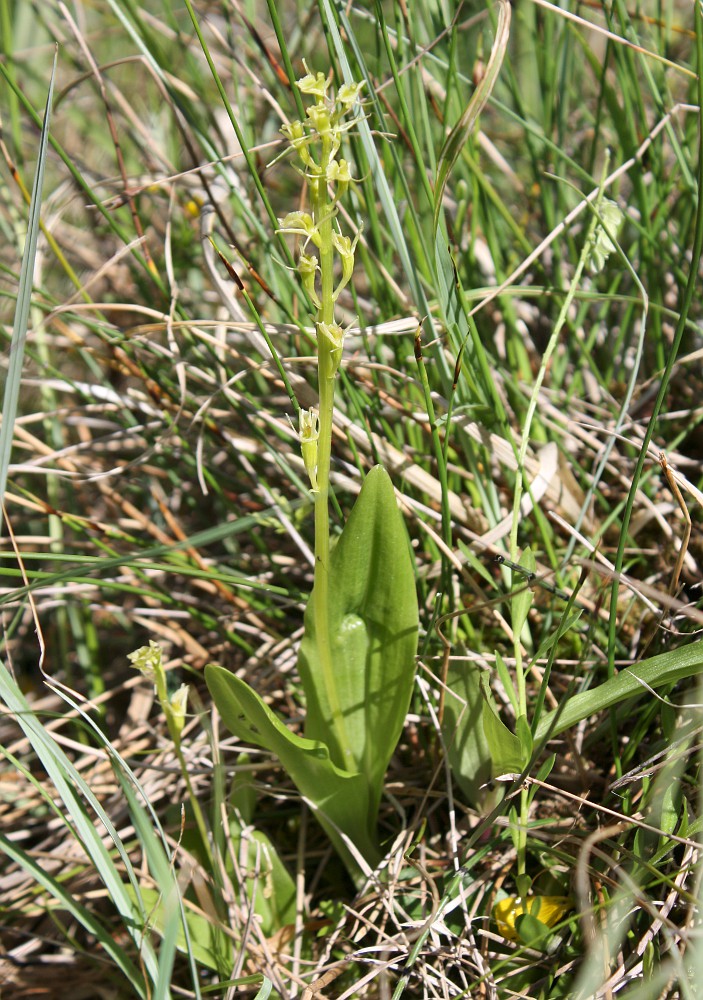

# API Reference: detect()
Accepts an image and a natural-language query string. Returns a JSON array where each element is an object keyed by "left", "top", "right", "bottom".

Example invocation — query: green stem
[{"left": 310, "top": 144, "right": 353, "bottom": 770}]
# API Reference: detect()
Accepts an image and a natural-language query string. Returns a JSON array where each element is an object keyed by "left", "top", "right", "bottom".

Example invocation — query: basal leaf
[
  {"left": 442, "top": 658, "right": 492, "bottom": 807},
  {"left": 480, "top": 673, "right": 525, "bottom": 777},
  {"left": 205, "top": 665, "right": 380, "bottom": 876},
  {"left": 229, "top": 763, "right": 296, "bottom": 932},
  {"left": 298, "top": 466, "right": 418, "bottom": 815}
]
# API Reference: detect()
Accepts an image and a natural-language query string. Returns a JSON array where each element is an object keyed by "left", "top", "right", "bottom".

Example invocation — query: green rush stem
[{"left": 311, "top": 142, "right": 353, "bottom": 770}]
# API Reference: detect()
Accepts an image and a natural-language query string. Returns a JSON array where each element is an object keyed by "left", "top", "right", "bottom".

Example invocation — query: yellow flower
[{"left": 493, "top": 895, "right": 573, "bottom": 941}]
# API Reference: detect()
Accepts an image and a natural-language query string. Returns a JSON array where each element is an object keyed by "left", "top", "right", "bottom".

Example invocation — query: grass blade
[{"left": 0, "top": 51, "right": 55, "bottom": 538}]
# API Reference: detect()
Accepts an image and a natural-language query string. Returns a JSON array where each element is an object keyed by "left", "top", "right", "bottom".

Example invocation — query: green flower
[
  {"left": 277, "top": 211, "right": 321, "bottom": 248},
  {"left": 297, "top": 62, "right": 329, "bottom": 100},
  {"left": 128, "top": 640, "right": 163, "bottom": 683},
  {"left": 299, "top": 251, "right": 321, "bottom": 307},
  {"left": 326, "top": 157, "right": 353, "bottom": 198},
  {"left": 336, "top": 80, "right": 365, "bottom": 113},
  {"left": 306, "top": 100, "right": 333, "bottom": 138}
]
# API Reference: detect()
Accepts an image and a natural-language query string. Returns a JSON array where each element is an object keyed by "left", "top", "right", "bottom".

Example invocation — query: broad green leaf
[
  {"left": 480, "top": 674, "right": 525, "bottom": 776},
  {"left": 442, "top": 659, "right": 492, "bottom": 807},
  {"left": 534, "top": 638, "right": 703, "bottom": 744},
  {"left": 298, "top": 466, "right": 418, "bottom": 814},
  {"left": 229, "top": 753, "right": 296, "bottom": 936},
  {"left": 205, "top": 665, "right": 380, "bottom": 877},
  {"left": 658, "top": 780, "right": 681, "bottom": 839}
]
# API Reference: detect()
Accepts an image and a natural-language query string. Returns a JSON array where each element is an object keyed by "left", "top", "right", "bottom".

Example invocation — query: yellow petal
[{"left": 493, "top": 895, "right": 573, "bottom": 941}]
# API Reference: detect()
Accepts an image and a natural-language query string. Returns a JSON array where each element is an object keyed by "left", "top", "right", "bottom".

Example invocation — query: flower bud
[
  {"left": 331, "top": 228, "right": 359, "bottom": 300},
  {"left": 317, "top": 320, "right": 345, "bottom": 375},
  {"left": 299, "top": 407, "right": 320, "bottom": 491},
  {"left": 169, "top": 684, "right": 189, "bottom": 737},
  {"left": 299, "top": 251, "right": 321, "bottom": 307}
]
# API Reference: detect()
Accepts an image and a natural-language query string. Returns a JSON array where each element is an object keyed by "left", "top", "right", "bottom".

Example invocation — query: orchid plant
[{"left": 206, "top": 67, "right": 419, "bottom": 883}]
